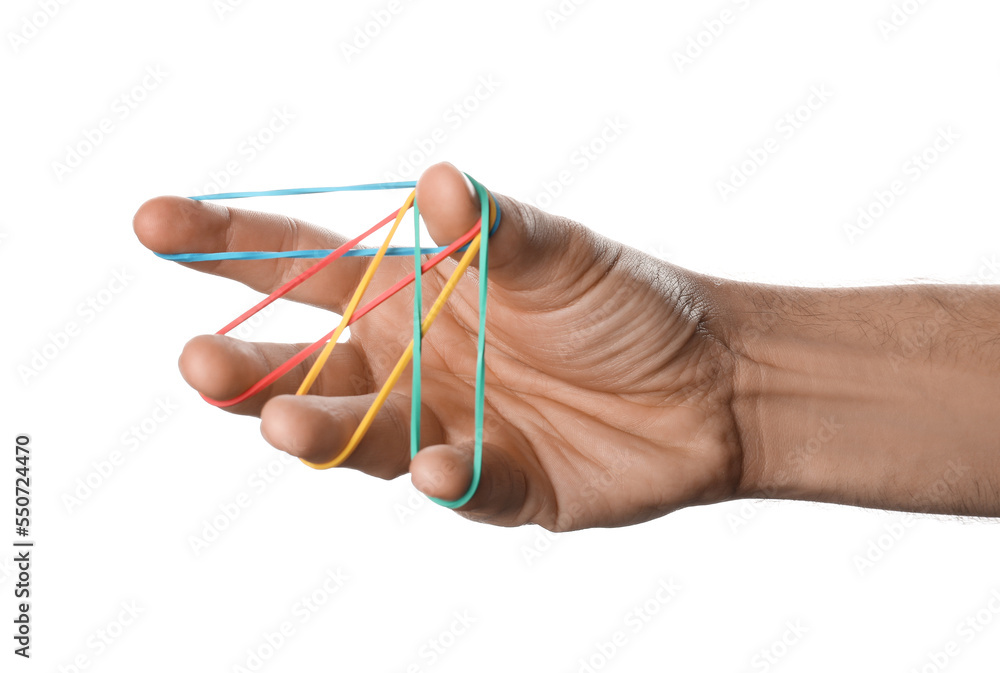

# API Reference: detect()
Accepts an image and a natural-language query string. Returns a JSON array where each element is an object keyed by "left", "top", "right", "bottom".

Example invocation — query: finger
[
  {"left": 133, "top": 195, "right": 374, "bottom": 313},
  {"left": 408, "top": 443, "right": 535, "bottom": 527},
  {"left": 415, "top": 162, "right": 609, "bottom": 299},
  {"left": 178, "top": 334, "right": 371, "bottom": 417},
  {"left": 259, "top": 393, "right": 444, "bottom": 481}
]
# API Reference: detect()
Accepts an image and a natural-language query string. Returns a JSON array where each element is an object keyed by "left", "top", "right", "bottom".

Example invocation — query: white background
[{"left": 2, "top": 0, "right": 999, "bottom": 671}]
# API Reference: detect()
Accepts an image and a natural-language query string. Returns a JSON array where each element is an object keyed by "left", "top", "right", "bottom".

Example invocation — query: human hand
[{"left": 132, "top": 162, "right": 749, "bottom": 530}]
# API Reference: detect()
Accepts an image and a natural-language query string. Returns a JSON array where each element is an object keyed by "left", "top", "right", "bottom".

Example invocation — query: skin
[{"left": 133, "top": 162, "right": 1000, "bottom": 531}]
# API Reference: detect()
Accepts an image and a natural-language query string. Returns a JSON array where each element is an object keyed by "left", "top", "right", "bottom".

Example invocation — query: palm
[{"left": 352, "top": 239, "right": 739, "bottom": 530}]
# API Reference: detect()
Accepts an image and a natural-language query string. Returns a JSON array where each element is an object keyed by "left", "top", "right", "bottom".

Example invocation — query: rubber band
[
  {"left": 155, "top": 179, "right": 499, "bottom": 263},
  {"left": 153, "top": 213, "right": 500, "bottom": 262},
  {"left": 157, "top": 177, "right": 499, "bottom": 509},
  {"left": 412, "top": 175, "right": 492, "bottom": 508},
  {"left": 299, "top": 188, "right": 495, "bottom": 485},
  {"left": 299, "top": 227, "right": 486, "bottom": 471},
  {"left": 216, "top": 208, "right": 403, "bottom": 335},
  {"left": 294, "top": 190, "right": 415, "bottom": 397},
  {"left": 198, "top": 206, "right": 495, "bottom": 408},
  {"left": 188, "top": 181, "right": 418, "bottom": 200}
]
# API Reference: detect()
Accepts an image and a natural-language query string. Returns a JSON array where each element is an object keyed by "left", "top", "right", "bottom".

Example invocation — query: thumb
[
  {"left": 415, "top": 161, "right": 603, "bottom": 296},
  {"left": 409, "top": 442, "right": 531, "bottom": 526}
]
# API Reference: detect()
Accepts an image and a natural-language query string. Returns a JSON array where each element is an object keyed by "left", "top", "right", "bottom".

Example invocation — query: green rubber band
[{"left": 411, "top": 174, "right": 490, "bottom": 509}]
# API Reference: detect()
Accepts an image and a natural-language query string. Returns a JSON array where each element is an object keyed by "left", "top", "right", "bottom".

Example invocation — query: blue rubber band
[
  {"left": 188, "top": 181, "right": 417, "bottom": 200},
  {"left": 155, "top": 181, "right": 500, "bottom": 262}
]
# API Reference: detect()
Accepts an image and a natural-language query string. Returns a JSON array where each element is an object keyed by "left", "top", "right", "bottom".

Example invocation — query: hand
[{"left": 133, "top": 162, "right": 746, "bottom": 530}]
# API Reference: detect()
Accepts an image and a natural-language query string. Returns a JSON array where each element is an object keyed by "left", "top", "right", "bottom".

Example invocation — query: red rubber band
[
  {"left": 201, "top": 214, "right": 484, "bottom": 408},
  {"left": 216, "top": 208, "right": 401, "bottom": 335}
]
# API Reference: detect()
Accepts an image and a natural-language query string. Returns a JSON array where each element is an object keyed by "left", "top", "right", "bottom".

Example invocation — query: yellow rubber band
[
  {"left": 294, "top": 189, "right": 415, "bottom": 397},
  {"left": 300, "top": 231, "right": 483, "bottom": 470}
]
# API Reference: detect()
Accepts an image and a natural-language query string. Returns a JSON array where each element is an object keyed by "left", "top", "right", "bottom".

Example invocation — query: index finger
[{"left": 132, "top": 195, "right": 378, "bottom": 313}]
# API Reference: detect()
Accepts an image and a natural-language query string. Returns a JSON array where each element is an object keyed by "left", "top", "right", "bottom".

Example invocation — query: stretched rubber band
[
  {"left": 412, "top": 175, "right": 492, "bottom": 508},
  {"left": 154, "top": 181, "right": 500, "bottom": 263},
  {"left": 157, "top": 246, "right": 457, "bottom": 262},
  {"left": 299, "top": 188, "right": 495, "bottom": 490},
  {"left": 188, "top": 181, "right": 418, "bottom": 200},
  {"left": 154, "top": 219, "right": 500, "bottom": 262},
  {"left": 217, "top": 208, "right": 403, "bottom": 336},
  {"left": 294, "top": 189, "right": 415, "bottom": 397},
  {"left": 299, "top": 227, "right": 487, "bottom": 471},
  {"left": 197, "top": 197, "right": 499, "bottom": 408},
  {"left": 196, "top": 205, "right": 496, "bottom": 408},
  {"left": 159, "top": 177, "right": 499, "bottom": 509}
]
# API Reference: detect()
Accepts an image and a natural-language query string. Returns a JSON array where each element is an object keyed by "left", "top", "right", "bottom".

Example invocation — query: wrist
[{"left": 704, "top": 277, "right": 1000, "bottom": 516}]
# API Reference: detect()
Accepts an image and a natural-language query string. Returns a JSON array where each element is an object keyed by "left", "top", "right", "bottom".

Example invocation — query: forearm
[{"left": 709, "top": 279, "right": 1000, "bottom": 516}]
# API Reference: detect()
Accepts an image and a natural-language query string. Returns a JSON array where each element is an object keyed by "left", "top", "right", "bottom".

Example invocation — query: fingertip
[
  {"left": 133, "top": 195, "right": 187, "bottom": 252},
  {"left": 415, "top": 162, "right": 481, "bottom": 246},
  {"left": 133, "top": 195, "right": 225, "bottom": 254},
  {"left": 410, "top": 444, "right": 473, "bottom": 502},
  {"left": 177, "top": 334, "right": 222, "bottom": 393},
  {"left": 261, "top": 395, "right": 314, "bottom": 459},
  {"left": 415, "top": 165, "right": 553, "bottom": 293},
  {"left": 260, "top": 395, "right": 343, "bottom": 463},
  {"left": 178, "top": 334, "right": 249, "bottom": 399},
  {"left": 259, "top": 394, "right": 293, "bottom": 449}
]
